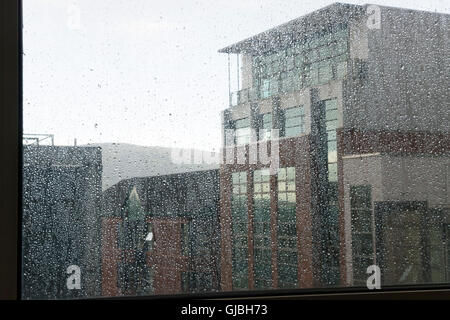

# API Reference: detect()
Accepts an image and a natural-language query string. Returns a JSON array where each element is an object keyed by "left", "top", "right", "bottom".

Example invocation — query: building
[
  {"left": 101, "top": 169, "right": 221, "bottom": 296},
  {"left": 22, "top": 145, "right": 103, "bottom": 299},
  {"left": 218, "top": 2, "right": 449, "bottom": 290}
]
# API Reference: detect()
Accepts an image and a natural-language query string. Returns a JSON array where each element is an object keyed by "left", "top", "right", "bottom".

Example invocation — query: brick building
[
  {"left": 218, "top": 3, "right": 450, "bottom": 290},
  {"left": 101, "top": 170, "right": 221, "bottom": 296}
]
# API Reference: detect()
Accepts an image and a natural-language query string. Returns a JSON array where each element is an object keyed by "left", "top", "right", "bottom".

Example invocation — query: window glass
[
  {"left": 324, "top": 99, "right": 338, "bottom": 182},
  {"left": 336, "top": 61, "right": 348, "bottom": 78},
  {"left": 277, "top": 167, "right": 298, "bottom": 288},
  {"left": 283, "top": 106, "right": 306, "bottom": 138},
  {"left": 253, "top": 169, "right": 272, "bottom": 289},
  {"left": 319, "top": 62, "right": 333, "bottom": 84},
  {"left": 260, "top": 113, "right": 272, "bottom": 140},
  {"left": 260, "top": 78, "right": 271, "bottom": 99},
  {"left": 269, "top": 77, "right": 279, "bottom": 96},
  {"left": 22, "top": 0, "right": 449, "bottom": 299},
  {"left": 235, "top": 117, "right": 251, "bottom": 145},
  {"left": 286, "top": 55, "right": 295, "bottom": 71},
  {"left": 231, "top": 171, "right": 249, "bottom": 290}
]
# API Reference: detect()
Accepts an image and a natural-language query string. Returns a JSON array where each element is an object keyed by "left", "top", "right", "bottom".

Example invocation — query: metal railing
[{"left": 23, "top": 133, "right": 55, "bottom": 146}]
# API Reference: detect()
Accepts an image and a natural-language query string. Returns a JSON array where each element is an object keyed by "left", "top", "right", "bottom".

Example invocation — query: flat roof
[
  {"left": 218, "top": 3, "right": 363, "bottom": 55},
  {"left": 219, "top": 2, "right": 450, "bottom": 55}
]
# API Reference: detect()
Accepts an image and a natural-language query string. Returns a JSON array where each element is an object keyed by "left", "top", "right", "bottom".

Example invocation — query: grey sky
[{"left": 23, "top": 0, "right": 449, "bottom": 150}]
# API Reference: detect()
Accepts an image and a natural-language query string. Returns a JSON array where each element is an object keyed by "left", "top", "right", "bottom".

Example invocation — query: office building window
[
  {"left": 305, "top": 64, "right": 319, "bottom": 86},
  {"left": 253, "top": 25, "right": 349, "bottom": 93},
  {"left": 253, "top": 169, "right": 272, "bottom": 289},
  {"left": 181, "top": 271, "right": 190, "bottom": 293},
  {"left": 318, "top": 61, "right": 333, "bottom": 84},
  {"left": 235, "top": 117, "right": 251, "bottom": 146},
  {"left": 445, "top": 224, "right": 450, "bottom": 281},
  {"left": 325, "top": 99, "right": 338, "bottom": 182},
  {"left": 336, "top": 60, "right": 347, "bottom": 78},
  {"left": 259, "top": 113, "right": 272, "bottom": 140},
  {"left": 260, "top": 78, "right": 270, "bottom": 99},
  {"left": 277, "top": 167, "right": 298, "bottom": 288},
  {"left": 181, "top": 222, "right": 190, "bottom": 256},
  {"left": 322, "top": 98, "right": 341, "bottom": 285},
  {"left": 269, "top": 77, "right": 279, "bottom": 96},
  {"left": 286, "top": 55, "right": 295, "bottom": 71},
  {"left": 294, "top": 54, "right": 305, "bottom": 68},
  {"left": 280, "top": 72, "right": 291, "bottom": 93},
  {"left": 350, "top": 185, "right": 374, "bottom": 286},
  {"left": 231, "top": 171, "right": 249, "bottom": 290},
  {"left": 283, "top": 106, "right": 306, "bottom": 138},
  {"left": 182, "top": 271, "right": 214, "bottom": 293}
]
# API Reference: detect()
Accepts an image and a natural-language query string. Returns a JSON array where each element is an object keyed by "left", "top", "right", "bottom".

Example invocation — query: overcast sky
[{"left": 23, "top": 0, "right": 449, "bottom": 151}]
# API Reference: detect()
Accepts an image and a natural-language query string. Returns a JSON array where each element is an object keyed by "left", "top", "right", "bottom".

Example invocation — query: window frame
[
  {"left": 282, "top": 105, "right": 306, "bottom": 138},
  {"left": 0, "top": 0, "right": 21, "bottom": 300}
]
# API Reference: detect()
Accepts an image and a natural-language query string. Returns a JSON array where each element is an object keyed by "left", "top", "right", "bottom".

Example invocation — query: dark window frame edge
[{"left": 0, "top": 0, "right": 21, "bottom": 300}]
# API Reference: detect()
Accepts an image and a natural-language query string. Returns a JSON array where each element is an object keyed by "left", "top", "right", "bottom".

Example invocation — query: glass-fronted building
[{"left": 219, "top": 3, "right": 450, "bottom": 290}]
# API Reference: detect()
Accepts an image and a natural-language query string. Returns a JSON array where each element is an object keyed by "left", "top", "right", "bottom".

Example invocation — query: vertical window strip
[
  {"left": 322, "top": 98, "right": 341, "bottom": 285},
  {"left": 284, "top": 106, "right": 305, "bottom": 137},
  {"left": 325, "top": 99, "right": 338, "bottom": 182},
  {"left": 350, "top": 185, "right": 373, "bottom": 286},
  {"left": 260, "top": 113, "right": 272, "bottom": 140},
  {"left": 235, "top": 117, "right": 251, "bottom": 146},
  {"left": 231, "top": 171, "right": 249, "bottom": 289},
  {"left": 253, "top": 169, "right": 272, "bottom": 289},
  {"left": 277, "top": 167, "right": 298, "bottom": 288}
]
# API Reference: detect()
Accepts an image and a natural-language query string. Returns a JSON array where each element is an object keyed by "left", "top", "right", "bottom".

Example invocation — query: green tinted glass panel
[
  {"left": 326, "top": 109, "right": 338, "bottom": 121},
  {"left": 336, "top": 61, "right": 347, "bottom": 78},
  {"left": 278, "top": 250, "right": 298, "bottom": 265},
  {"left": 294, "top": 54, "right": 304, "bottom": 67},
  {"left": 306, "top": 68, "right": 318, "bottom": 85},
  {"left": 328, "top": 163, "right": 338, "bottom": 182},
  {"left": 326, "top": 120, "right": 338, "bottom": 131},
  {"left": 328, "top": 150, "right": 337, "bottom": 163},
  {"left": 262, "top": 113, "right": 272, "bottom": 127},
  {"left": 285, "top": 126, "right": 300, "bottom": 137},
  {"left": 286, "top": 167, "right": 295, "bottom": 180},
  {"left": 307, "top": 49, "right": 319, "bottom": 62},
  {"left": 235, "top": 117, "right": 250, "bottom": 128},
  {"left": 319, "top": 65, "right": 333, "bottom": 83},
  {"left": 328, "top": 140, "right": 337, "bottom": 152},
  {"left": 325, "top": 99, "right": 338, "bottom": 110},
  {"left": 278, "top": 264, "right": 298, "bottom": 283},
  {"left": 327, "top": 131, "right": 337, "bottom": 140},
  {"left": 285, "top": 117, "right": 301, "bottom": 128},
  {"left": 285, "top": 106, "right": 304, "bottom": 118},
  {"left": 278, "top": 223, "right": 297, "bottom": 236}
]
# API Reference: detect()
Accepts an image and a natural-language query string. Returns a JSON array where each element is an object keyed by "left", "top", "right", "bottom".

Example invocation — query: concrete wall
[
  {"left": 344, "top": 5, "right": 450, "bottom": 132},
  {"left": 342, "top": 153, "right": 450, "bottom": 283},
  {"left": 343, "top": 153, "right": 449, "bottom": 207}
]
